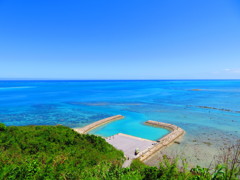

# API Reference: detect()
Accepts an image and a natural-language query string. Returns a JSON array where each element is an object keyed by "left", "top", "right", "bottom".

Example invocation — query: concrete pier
[
  {"left": 138, "top": 120, "right": 185, "bottom": 162},
  {"left": 73, "top": 116, "right": 185, "bottom": 165},
  {"left": 73, "top": 115, "right": 124, "bottom": 134},
  {"left": 106, "top": 133, "right": 155, "bottom": 159}
]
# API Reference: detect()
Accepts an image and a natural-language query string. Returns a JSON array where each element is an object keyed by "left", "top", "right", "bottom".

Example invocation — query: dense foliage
[
  {"left": 0, "top": 123, "right": 239, "bottom": 179},
  {"left": 0, "top": 124, "right": 124, "bottom": 179}
]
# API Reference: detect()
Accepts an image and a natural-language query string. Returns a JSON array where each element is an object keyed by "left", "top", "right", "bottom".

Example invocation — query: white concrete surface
[{"left": 105, "top": 133, "right": 156, "bottom": 159}]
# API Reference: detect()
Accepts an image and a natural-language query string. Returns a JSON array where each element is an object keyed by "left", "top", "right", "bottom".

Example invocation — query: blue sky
[{"left": 0, "top": 0, "right": 240, "bottom": 80}]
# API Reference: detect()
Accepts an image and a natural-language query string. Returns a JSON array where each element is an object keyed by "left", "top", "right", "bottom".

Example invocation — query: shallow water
[{"left": 0, "top": 80, "right": 239, "bottom": 162}]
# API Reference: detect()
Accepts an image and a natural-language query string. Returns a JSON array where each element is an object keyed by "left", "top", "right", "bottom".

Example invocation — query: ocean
[{"left": 0, "top": 80, "right": 239, "bottom": 166}]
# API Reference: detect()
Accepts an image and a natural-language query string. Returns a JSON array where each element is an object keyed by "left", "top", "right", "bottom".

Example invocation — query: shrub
[
  {"left": 0, "top": 123, "right": 6, "bottom": 131},
  {"left": 0, "top": 124, "right": 239, "bottom": 179},
  {"left": 130, "top": 159, "right": 147, "bottom": 170},
  {"left": 0, "top": 125, "right": 124, "bottom": 179}
]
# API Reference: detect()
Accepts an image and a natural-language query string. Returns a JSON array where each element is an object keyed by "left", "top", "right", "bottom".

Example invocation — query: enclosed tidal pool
[
  {"left": 0, "top": 80, "right": 240, "bottom": 167},
  {"left": 88, "top": 117, "right": 170, "bottom": 141}
]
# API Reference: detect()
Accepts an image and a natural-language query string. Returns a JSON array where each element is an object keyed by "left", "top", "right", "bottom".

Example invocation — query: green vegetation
[
  {"left": 0, "top": 124, "right": 239, "bottom": 179},
  {"left": 0, "top": 124, "right": 124, "bottom": 179},
  {"left": 0, "top": 123, "right": 6, "bottom": 131}
]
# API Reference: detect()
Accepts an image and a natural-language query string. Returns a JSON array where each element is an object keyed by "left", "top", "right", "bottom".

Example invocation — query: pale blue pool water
[{"left": 0, "top": 80, "right": 239, "bottom": 141}]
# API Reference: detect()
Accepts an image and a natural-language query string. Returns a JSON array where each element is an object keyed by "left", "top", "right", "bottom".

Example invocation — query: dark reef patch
[
  {"left": 188, "top": 105, "right": 240, "bottom": 114},
  {"left": 0, "top": 103, "right": 111, "bottom": 128}
]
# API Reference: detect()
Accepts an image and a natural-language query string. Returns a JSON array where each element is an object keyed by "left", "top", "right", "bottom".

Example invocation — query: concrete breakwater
[
  {"left": 74, "top": 116, "right": 185, "bottom": 165},
  {"left": 73, "top": 115, "right": 124, "bottom": 134},
  {"left": 138, "top": 120, "right": 185, "bottom": 162}
]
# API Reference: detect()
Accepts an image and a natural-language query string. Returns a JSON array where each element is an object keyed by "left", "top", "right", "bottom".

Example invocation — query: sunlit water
[{"left": 0, "top": 80, "right": 240, "bottom": 142}]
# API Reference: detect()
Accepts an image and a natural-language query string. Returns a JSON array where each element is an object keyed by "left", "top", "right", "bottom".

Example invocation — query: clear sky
[{"left": 0, "top": 0, "right": 240, "bottom": 80}]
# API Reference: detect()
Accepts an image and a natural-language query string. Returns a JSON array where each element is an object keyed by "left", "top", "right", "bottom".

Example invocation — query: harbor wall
[
  {"left": 138, "top": 120, "right": 185, "bottom": 162},
  {"left": 74, "top": 116, "right": 185, "bottom": 163},
  {"left": 73, "top": 115, "right": 124, "bottom": 134}
]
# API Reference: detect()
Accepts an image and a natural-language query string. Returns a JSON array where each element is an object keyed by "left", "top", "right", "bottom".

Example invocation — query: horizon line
[{"left": 0, "top": 79, "right": 240, "bottom": 81}]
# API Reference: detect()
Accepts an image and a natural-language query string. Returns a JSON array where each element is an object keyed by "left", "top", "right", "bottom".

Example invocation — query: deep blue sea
[{"left": 0, "top": 80, "right": 240, "bottom": 141}]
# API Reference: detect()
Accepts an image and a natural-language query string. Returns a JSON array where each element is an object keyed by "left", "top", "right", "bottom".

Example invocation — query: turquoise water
[{"left": 0, "top": 80, "right": 240, "bottom": 141}]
